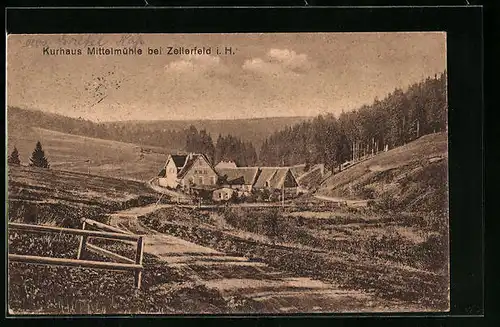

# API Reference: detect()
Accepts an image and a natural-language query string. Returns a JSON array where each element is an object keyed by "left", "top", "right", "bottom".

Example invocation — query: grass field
[
  {"left": 7, "top": 127, "right": 168, "bottom": 181},
  {"left": 7, "top": 165, "right": 163, "bottom": 227},
  {"left": 8, "top": 234, "right": 254, "bottom": 314},
  {"left": 139, "top": 205, "right": 449, "bottom": 311}
]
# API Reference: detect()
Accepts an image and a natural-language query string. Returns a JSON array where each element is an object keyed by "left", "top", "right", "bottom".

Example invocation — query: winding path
[{"left": 106, "top": 204, "right": 404, "bottom": 313}]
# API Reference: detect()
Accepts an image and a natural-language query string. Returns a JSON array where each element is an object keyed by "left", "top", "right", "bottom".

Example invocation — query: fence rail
[
  {"left": 9, "top": 254, "right": 142, "bottom": 271},
  {"left": 83, "top": 218, "right": 133, "bottom": 235},
  {"left": 9, "top": 223, "right": 140, "bottom": 241},
  {"left": 86, "top": 243, "right": 136, "bottom": 264},
  {"left": 8, "top": 220, "right": 144, "bottom": 289}
]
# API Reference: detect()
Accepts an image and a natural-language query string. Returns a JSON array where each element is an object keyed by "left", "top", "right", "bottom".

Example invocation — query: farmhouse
[
  {"left": 253, "top": 167, "right": 299, "bottom": 195},
  {"left": 216, "top": 167, "right": 260, "bottom": 194},
  {"left": 216, "top": 166, "right": 299, "bottom": 196},
  {"left": 157, "top": 153, "right": 301, "bottom": 199},
  {"left": 158, "top": 153, "right": 218, "bottom": 191}
]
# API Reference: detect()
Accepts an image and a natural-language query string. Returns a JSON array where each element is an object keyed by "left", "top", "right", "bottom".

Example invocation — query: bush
[
  {"left": 359, "top": 187, "right": 376, "bottom": 199},
  {"left": 23, "top": 204, "right": 39, "bottom": 224},
  {"left": 374, "top": 193, "right": 398, "bottom": 212},
  {"left": 413, "top": 232, "right": 448, "bottom": 272}
]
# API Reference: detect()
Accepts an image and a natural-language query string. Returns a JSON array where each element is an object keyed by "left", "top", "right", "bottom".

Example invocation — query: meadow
[
  {"left": 8, "top": 126, "right": 168, "bottom": 181},
  {"left": 140, "top": 204, "right": 449, "bottom": 311}
]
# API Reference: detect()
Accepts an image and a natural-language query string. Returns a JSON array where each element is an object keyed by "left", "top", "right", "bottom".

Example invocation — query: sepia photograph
[{"left": 7, "top": 32, "right": 449, "bottom": 315}]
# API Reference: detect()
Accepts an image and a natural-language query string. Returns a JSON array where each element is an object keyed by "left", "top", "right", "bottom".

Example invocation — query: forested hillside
[
  {"left": 259, "top": 72, "right": 447, "bottom": 171},
  {"left": 7, "top": 107, "right": 306, "bottom": 154}
]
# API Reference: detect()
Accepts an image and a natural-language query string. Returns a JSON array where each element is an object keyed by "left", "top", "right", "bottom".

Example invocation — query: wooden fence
[{"left": 8, "top": 219, "right": 145, "bottom": 289}]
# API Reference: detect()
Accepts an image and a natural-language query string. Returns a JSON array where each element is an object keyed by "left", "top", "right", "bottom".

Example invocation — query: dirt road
[
  {"left": 106, "top": 205, "right": 409, "bottom": 313},
  {"left": 313, "top": 194, "right": 369, "bottom": 207}
]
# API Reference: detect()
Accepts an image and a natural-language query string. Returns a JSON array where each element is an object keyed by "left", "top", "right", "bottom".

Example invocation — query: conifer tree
[
  {"left": 29, "top": 141, "right": 50, "bottom": 168},
  {"left": 7, "top": 147, "right": 21, "bottom": 166}
]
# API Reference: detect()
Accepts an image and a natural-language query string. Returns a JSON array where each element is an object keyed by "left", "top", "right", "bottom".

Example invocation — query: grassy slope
[
  {"left": 7, "top": 127, "right": 168, "bottom": 181},
  {"left": 7, "top": 166, "right": 162, "bottom": 227},
  {"left": 316, "top": 132, "right": 448, "bottom": 212}
]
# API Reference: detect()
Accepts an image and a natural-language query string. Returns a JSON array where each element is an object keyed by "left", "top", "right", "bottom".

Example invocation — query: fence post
[
  {"left": 134, "top": 236, "right": 144, "bottom": 289},
  {"left": 77, "top": 221, "right": 88, "bottom": 260}
]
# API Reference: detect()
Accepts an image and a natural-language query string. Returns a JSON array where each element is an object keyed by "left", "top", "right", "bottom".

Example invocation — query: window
[
  {"left": 199, "top": 177, "right": 203, "bottom": 185},
  {"left": 211, "top": 176, "right": 216, "bottom": 185}
]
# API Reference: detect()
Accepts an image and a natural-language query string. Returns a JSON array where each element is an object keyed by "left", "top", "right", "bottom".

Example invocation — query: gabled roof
[
  {"left": 253, "top": 167, "right": 297, "bottom": 189},
  {"left": 216, "top": 167, "right": 259, "bottom": 185},
  {"left": 177, "top": 153, "right": 216, "bottom": 179},
  {"left": 270, "top": 168, "right": 288, "bottom": 187},
  {"left": 253, "top": 168, "right": 279, "bottom": 188},
  {"left": 290, "top": 164, "right": 307, "bottom": 178},
  {"left": 170, "top": 154, "right": 188, "bottom": 169},
  {"left": 215, "top": 161, "right": 237, "bottom": 169}
]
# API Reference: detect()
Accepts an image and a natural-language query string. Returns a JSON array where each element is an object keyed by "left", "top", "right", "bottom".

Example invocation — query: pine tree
[
  {"left": 8, "top": 147, "right": 21, "bottom": 166},
  {"left": 29, "top": 141, "right": 50, "bottom": 168}
]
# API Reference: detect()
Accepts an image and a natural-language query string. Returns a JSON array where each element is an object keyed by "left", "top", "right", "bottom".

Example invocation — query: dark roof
[
  {"left": 170, "top": 155, "right": 188, "bottom": 168},
  {"left": 216, "top": 167, "right": 259, "bottom": 185}
]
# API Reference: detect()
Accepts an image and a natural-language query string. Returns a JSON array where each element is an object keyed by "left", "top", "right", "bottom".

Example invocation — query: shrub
[
  {"left": 359, "top": 187, "right": 376, "bottom": 199},
  {"left": 23, "top": 204, "right": 39, "bottom": 224},
  {"left": 413, "top": 232, "right": 448, "bottom": 272},
  {"left": 374, "top": 192, "right": 398, "bottom": 212}
]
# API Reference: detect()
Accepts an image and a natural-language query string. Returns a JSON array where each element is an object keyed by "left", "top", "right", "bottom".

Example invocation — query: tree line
[
  {"left": 258, "top": 72, "right": 447, "bottom": 172},
  {"left": 8, "top": 141, "right": 50, "bottom": 168},
  {"left": 185, "top": 126, "right": 258, "bottom": 166}
]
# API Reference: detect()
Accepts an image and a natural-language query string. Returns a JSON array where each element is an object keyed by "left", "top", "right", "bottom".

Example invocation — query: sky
[{"left": 7, "top": 33, "right": 446, "bottom": 122}]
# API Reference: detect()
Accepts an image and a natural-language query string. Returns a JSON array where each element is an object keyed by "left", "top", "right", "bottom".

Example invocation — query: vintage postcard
[{"left": 7, "top": 32, "right": 449, "bottom": 314}]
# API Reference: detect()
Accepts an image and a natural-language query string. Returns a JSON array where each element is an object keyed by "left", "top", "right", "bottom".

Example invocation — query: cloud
[
  {"left": 242, "top": 48, "right": 314, "bottom": 77},
  {"left": 165, "top": 54, "right": 222, "bottom": 74},
  {"left": 267, "top": 48, "right": 312, "bottom": 71},
  {"left": 166, "top": 59, "right": 196, "bottom": 72}
]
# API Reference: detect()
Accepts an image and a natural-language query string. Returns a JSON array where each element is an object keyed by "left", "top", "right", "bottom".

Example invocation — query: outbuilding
[{"left": 212, "top": 187, "right": 235, "bottom": 202}]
